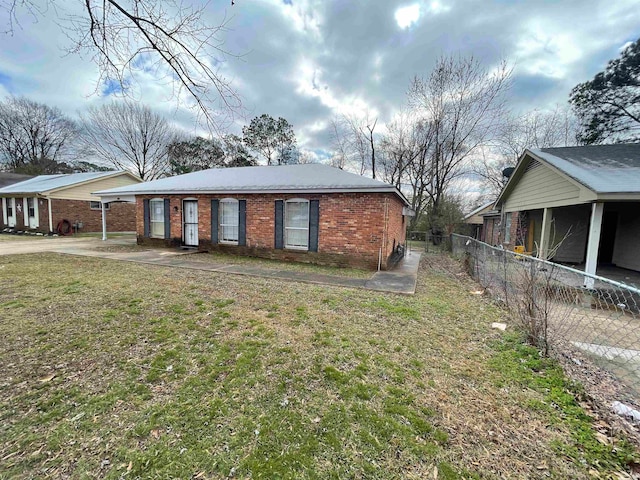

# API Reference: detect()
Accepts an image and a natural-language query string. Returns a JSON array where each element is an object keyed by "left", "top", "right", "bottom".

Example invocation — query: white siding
[
  {"left": 47, "top": 174, "right": 141, "bottom": 201},
  {"left": 504, "top": 162, "right": 583, "bottom": 212}
]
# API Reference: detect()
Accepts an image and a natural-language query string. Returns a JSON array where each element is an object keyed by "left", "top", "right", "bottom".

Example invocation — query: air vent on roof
[{"left": 524, "top": 160, "right": 541, "bottom": 173}]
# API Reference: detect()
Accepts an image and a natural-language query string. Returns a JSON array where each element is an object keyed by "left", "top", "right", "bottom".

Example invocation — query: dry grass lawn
[{"left": 0, "top": 252, "right": 637, "bottom": 479}]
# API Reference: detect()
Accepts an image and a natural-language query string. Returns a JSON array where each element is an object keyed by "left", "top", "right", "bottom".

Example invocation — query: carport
[
  {"left": 495, "top": 144, "right": 640, "bottom": 288},
  {"left": 92, "top": 192, "right": 136, "bottom": 241}
]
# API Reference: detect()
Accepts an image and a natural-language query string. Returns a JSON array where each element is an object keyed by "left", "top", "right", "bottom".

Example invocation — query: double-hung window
[
  {"left": 150, "top": 199, "right": 165, "bottom": 238},
  {"left": 7, "top": 198, "right": 14, "bottom": 218},
  {"left": 285, "top": 199, "right": 309, "bottom": 250},
  {"left": 219, "top": 199, "right": 239, "bottom": 244}
]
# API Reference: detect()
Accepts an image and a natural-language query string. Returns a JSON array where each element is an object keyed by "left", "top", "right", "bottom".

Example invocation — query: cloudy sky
[{"left": 0, "top": 0, "right": 638, "bottom": 159}]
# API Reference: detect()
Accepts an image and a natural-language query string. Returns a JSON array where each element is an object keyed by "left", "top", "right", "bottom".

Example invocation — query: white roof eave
[{"left": 93, "top": 187, "right": 410, "bottom": 205}]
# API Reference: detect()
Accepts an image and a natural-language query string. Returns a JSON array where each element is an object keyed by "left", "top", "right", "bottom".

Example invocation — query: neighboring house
[
  {"left": 493, "top": 143, "right": 640, "bottom": 279},
  {"left": 464, "top": 201, "right": 494, "bottom": 241},
  {"left": 95, "top": 164, "right": 412, "bottom": 270},
  {"left": 0, "top": 173, "right": 33, "bottom": 189},
  {"left": 0, "top": 171, "right": 142, "bottom": 234}
]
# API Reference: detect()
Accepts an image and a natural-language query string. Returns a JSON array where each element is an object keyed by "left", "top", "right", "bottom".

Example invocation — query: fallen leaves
[{"left": 38, "top": 373, "right": 55, "bottom": 383}]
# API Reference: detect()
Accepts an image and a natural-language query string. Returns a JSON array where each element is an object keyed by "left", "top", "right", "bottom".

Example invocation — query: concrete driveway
[{"left": 0, "top": 235, "right": 136, "bottom": 256}]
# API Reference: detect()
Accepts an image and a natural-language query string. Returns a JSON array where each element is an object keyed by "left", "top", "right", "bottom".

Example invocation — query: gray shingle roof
[
  {"left": 96, "top": 164, "right": 407, "bottom": 203},
  {"left": 532, "top": 144, "right": 640, "bottom": 194},
  {"left": 0, "top": 173, "right": 33, "bottom": 189},
  {"left": 0, "top": 171, "right": 125, "bottom": 195}
]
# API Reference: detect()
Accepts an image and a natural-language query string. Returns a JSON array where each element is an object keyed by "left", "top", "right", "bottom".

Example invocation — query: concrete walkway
[{"left": 0, "top": 235, "right": 421, "bottom": 294}]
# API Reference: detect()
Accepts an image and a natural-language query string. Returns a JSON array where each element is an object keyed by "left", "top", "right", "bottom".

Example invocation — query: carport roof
[
  {"left": 0, "top": 171, "right": 130, "bottom": 195},
  {"left": 95, "top": 163, "right": 409, "bottom": 204}
]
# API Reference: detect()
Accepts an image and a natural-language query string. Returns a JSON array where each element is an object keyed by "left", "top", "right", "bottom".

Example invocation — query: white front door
[
  {"left": 183, "top": 200, "right": 199, "bottom": 246},
  {"left": 6, "top": 198, "right": 16, "bottom": 227}
]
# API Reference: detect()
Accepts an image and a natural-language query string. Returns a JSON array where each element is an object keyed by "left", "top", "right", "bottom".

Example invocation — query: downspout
[
  {"left": 379, "top": 197, "right": 389, "bottom": 271},
  {"left": 47, "top": 197, "right": 53, "bottom": 233}
]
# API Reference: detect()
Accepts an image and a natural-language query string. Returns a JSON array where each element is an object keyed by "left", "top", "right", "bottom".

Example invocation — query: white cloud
[
  {"left": 275, "top": 0, "right": 323, "bottom": 39},
  {"left": 293, "top": 58, "right": 378, "bottom": 119},
  {"left": 620, "top": 40, "right": 634, "bottom": 52},
  {"left": 395, "top": 4, "right": 421, "bottom": 29},
  {"left": 426, "top": 1, "right": 450, "bottom": 15},
  {"left": 515, "top": 22, "right": 585, "bottom": 79},
  {"left": 1, "top": 0, "right": 640, "bottom": 162}
]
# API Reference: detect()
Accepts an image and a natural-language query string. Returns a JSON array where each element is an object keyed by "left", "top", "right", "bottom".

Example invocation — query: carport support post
[
  {"left": 584, "top": 202, "right": 604, "bottom": 289},
  {"left": 47, "top": 198, "right": 53, "bottom": 233},
  {"left": 539, "top": 207, "right": 553, "bottom": 260},
  {"left": 101, "top": 202, "right": 107, "bottom": 241}
]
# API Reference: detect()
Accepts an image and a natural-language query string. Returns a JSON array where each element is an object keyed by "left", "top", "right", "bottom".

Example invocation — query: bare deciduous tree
[
  {"left": 473, "top": 106, "right": 579, "bottom": 197},
  {"left": 0, "top": 96, "right": 79, "bottom": 171},
  {"left": 379, "top": 110, "right": 418, "bottom": 188},
  {"left": 80, "top": 102, "right": 176, "bottom": 180},
  {"left": 408, "top": 55, "right": 512, "bottom": 233},
  {"left": 329, "top": 112, "right": 379, "bottom": 178},
  {"left": 2, "top": 1, "right": 242, "bottom": 131}
]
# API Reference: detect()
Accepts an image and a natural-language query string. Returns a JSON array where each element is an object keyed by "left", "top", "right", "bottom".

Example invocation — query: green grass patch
[
  {"left": 490, "top": 332, "right": 638, "bottom": 472},
  {"left": 0, "top": 252, "right": 636, "bottom": 479}
]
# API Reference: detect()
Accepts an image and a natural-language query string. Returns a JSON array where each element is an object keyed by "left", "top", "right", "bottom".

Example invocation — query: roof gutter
[{"left": 95, "top": 187, "right": 411, "bottom": 205}]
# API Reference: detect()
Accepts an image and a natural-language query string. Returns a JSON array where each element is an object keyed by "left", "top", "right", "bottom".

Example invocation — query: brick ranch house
[
  {"left": 96, "top": 164, "right": 413, "bottom": 270},
  {"left": 0, "top": 171, "right": 141, "bottom": 234},
  {"left": 490, "top": 144, "right": 640, "bottom": 282}
]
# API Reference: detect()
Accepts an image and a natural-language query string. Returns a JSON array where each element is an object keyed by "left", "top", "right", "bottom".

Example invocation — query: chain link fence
[
  {"left": 451, "top": 233, "right": 640, "bottom": 400},
  {"left": 407, "top": 231, "right": 449, "bottom": 254}
]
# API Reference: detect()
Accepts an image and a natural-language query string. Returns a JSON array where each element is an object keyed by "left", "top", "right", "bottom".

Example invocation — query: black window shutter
[
  {"left": 163, "top": 198, "right": 171, "bottom": 239},
  {"left": 238, "top": 200, "right": 247, "bottom": 246},
  {"left": 309, "top": 200, "right": 319, "bottom": 252},
  {"left": 274, "top": 200, "right": 284, "bottom": 249},
  {"left": 143, "top": 199, "right": 150, "bottom": 237},
  {"left": 211, "top": 199, "right": 219, "bottom": 244}
]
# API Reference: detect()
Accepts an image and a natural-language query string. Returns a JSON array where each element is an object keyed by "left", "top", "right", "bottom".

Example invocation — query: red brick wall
[
  {"left": 136, "top": 192, "right": 407, "bottom": 270},
  {"left": 0, "top": 196, "right": 135, "bottom": 233},
  {"left": 482, "top": 217, "right": 500, "bottom": 245},
  {"left": 383, "top": 196, "right": 407, "bottom": 267},
  {"left": 481, "top": 212, "right": 521, "bottom": 249},
  {"left": 51, "top": 199, "right": 136, "bottom": 233}
]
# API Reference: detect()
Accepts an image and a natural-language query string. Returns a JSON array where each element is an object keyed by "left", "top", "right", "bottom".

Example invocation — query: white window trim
[
  {"left": 27, "top": 197, "right": 39, "bottom": 228},
  {"left": 6, "top": 198, "right": 15, "bottom": 227},
  {"left": 219, "top": 198, "right": 239, "bottom": 245},
  {"left": 149, "top": 198, "right": 165, "bottom": 239},
  {"left": 284, "top": 198, "right": 310, "bottom": 251},
  {"left": 90, "top": 201, "right": 109, "bottom": 211},
  {"left": 1, "top": 198, "right": 6, "bottom": 226},
  {"left": 22, "top": 198, "right": 28, "bottom": 226}
]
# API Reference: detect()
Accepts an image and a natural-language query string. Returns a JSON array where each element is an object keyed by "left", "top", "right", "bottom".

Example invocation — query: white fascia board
[
  {"left": 94, "top": 187, "right": 409, "bottom": 204},
  {"left": 43, "top": 171, "right": 141, "bottom": 196},
  {"left": 95, "top": 193, "right": 137, "bottom": 204}
]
